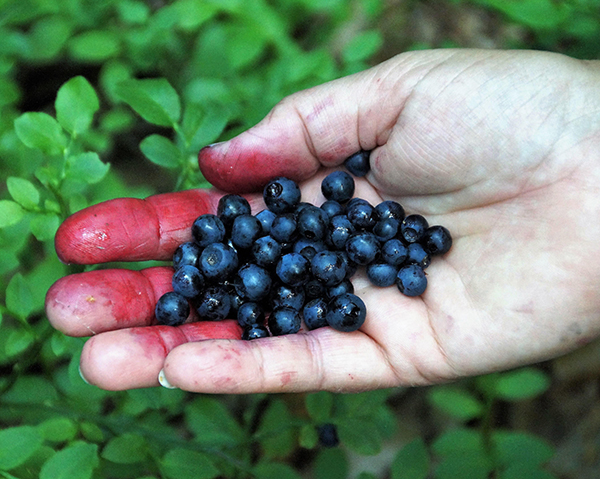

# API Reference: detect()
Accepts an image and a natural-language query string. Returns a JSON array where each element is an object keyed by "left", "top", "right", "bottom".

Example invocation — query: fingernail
[
  {"left": 79, "top": 365, "right": 91, "bottom": 385},
  {"left": 158, "top": 369, "right": 177, "bottom": 389}
]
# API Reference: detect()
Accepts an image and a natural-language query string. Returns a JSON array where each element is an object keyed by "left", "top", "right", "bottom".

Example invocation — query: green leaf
[
  {"left": 14, "top": 112, "right": 67, "bottom": 155},
  {"left": 30, "top": 213, "right": 60, "bottom": 241},
  {"left": 0, "top": 200, "right": 25, "bottom": 228},
  {"left": 173, "top": 0, "right": 219, "bottom": 31},
  {"left": 256, "top": 399, "right": 296, "bottom": 459},
  {"left": 66, "top": 152, "right": 110, "bottom": 184},
  {"left": 305, "top": 391, "right": 334, "bottom": 423},
  {"left": 477, "top": 0, "right": 570, "bottom": 30},
  {"left": 115, "top": 78, "right": 181, "bottom": 127},
  {"left": 184, "top": 397, "right": 245, "bottom": 447},
  {"left": 55, "top": 76, "right": 100, "bottom": 136},
  {"left": 336, "top": 418, "right": 382, "bottom": 455},
  {"left": 160, "top": 449, "right": 219, "bottom": 479},
  {"left": 342, "top": 30, "right": 383, "bottom": 63},
  {"left": 68, "top": 30, "right": 121, "bottom": 62},
  {"left": 116, "top": 0, "right": 150, "bottom": 24},
  {"left": 25, "top": 15, "right": 72, "bottom": 61},
  {"left": 299, "top": 424, "right": 318, "bottom": 449},
  {"left": 391, "top": 438, "right": 430, "bottom": 479},
  {"left": 499, "top": 464, "right": 558, "bottom": 479},
  {"left": 40, "top": 442, "right": 99, "bottom": 479},
  {"left": 493, "top": 431, "right": 554, "bottom": 468},
  {"left": 489, "top": 368, "right": 551, "bottom": 400},
  {"left": 0, "top": 426, "right": 43, "bottom": 470},
  {"left": 79, "top": 422, "right": 104, "bottom": 443},
  {"left": 102, "top": 433, "right": 148, "bottom": 464},
  {"left": 7, "top": 176, "right": 40, "bottom": 209},
  {"left": 432, "top": 428, "right": 484, "bottom": 457},
  {"left": 5, "top": 327, "right": 35, "bottom": 356},
  {"left": 314, "top": 448, "right": 348, "bottom": 479},
  {"left": 140, "top": 134, "right": 182, "bottom": 168},
  {"left": 427, "top": 385, "right": 485, "bottom": 421},
  {"left": 6, "top": 272, "right": 34, "bottom": 319},
  {"left": 38, "top": 417, "right": 78, "bottom": 443},
  {"left": 434, "top": 451, "right": 493, "bottom": 479},
  {"left": 253, "top": 462, "right": 303, "bottom": 479},
  {"left": 182, "top": 104, "right": 229, "bottom": 153}
]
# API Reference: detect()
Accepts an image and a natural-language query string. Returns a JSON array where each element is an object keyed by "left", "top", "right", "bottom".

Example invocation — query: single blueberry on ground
[
  {"left": 317, "top": 423, "right": 340, "bottom": 447},
  {"left": 321, "top": 170, "right": 355, "bottom": 204},
  {"left": 400, "top": 214, "right": 429, "bottom": 243},
  {"left": 263, "top": 177, "right": 301, "bottom": 214},
  {"left": 275, "top": 252, "right": 310, "bottom": 286},
  {"left": 235, "top": 263, "right": 272, "bottom": 301},
  {"left": 268, "top": 306, "right": 301, "bottom": 335},
  {"left": 421, "top": 225, "right": 453, "bottom": 255},
  {"left": 231, "top": 214, "right": 263, "bottom": 250},
  {"left": 366, "top": 262, "right": 399, "bottom": 287},
  {"left": 345, "top": 232, "right": 380, "bottom": 265},
  {"left": 396, "top": 264, "right": 427, "bottom": 297},
  {"left": 343, "top": 150, "right": 370, "bottom": 177},
  {"left": 192, "top": 214, "right": 226, "bottom": 247},
  {"left": 237, "top": 301, "right": 265, "bottom": 328},
  {"left": 326, "top": 293, "right": 366, "bottom": 332},
  {"left": 155, "top": 291, "right": 189, "bottom": 326},
  {"left": 196, "top": 286, "right": 231, "bottom": 320},
  {"left": 302, "top": 298, "right": 328, "bottom": 330},
  {"left": 199, "top": 242, "right": 239, "bottom": 281},
  {"left": 311, "top": 250, "right": 347, "bottom": 286},
  {"left": 172, "top": 265, "right": 204, "bottom": 298},
  {"left": 173, "top": 241, "right": 202, "bottom": 269},
  {"left": 217, "top": 194, "right": 251, "bottom": 229}
]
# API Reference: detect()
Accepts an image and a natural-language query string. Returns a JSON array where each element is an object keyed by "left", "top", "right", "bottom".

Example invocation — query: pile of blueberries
[{"left": 154, "top": 150, "right": 452, "bottom": 340}]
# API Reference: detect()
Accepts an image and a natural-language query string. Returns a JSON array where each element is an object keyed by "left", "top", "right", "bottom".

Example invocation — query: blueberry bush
[{"left": 1, "top": 1, "right": 598, "bottom": 478}]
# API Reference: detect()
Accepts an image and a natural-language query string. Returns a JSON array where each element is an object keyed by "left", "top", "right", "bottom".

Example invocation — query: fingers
[{"left": 79, "top": 321, "right": 241, "bottom": 390}]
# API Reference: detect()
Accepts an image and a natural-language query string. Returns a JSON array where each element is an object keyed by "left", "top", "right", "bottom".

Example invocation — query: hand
[{"left": 46, "top": 49, "right": 600, "bottom": 392}]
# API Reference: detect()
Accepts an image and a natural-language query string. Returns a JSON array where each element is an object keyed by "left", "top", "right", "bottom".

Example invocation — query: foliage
[{"left": 0, "top": 0, "right": 596, "bottom": 478}]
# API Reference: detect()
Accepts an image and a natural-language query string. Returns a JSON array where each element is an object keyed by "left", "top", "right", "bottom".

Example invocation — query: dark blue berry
[
  {"left": 374, "top": 200, "right": 405, "bottom": 221},
  {"left": 344, "top": 150, "right": 370, "bottom": 177},
  {"left": 302, "top": 298, "right": 328, "bottom": 330},
  {"left": 270, "top": 283, "right": 306, "bottom": 310},
  {"left": 311, "top": 250, "right": 347, "bottom": 286},
  {"left": 173, "top": 241, "right": 202, "bottom": 269},
  {"left": 263, "top": 177, "right": 301, "bottom": 214},
  {"left": 345, "top": 232, "right": 380, "bottom": 265},
  {"left": 320, "top": 200, "right": 345, "bottom": 219},
  {"left": 155, "top": 292, "right": 189, "bottom": 326},
  {"left": 235, "top": 263, "right": 272, "bottom": 301},
  {"left": 421, "top": 225, "right": 452, "bottom": 255},
  {"left": 406, "top": 242, "right": 431, "bottom": 269},
  {"left": 321, "top": 170, "right": 355, "bottom": 203},
  {"left": 326, "top": 293, "right": 366, "bottom": 332},
  {"left": 338, "top": 251, "right": 358, "bottom": 279},
  {"left": 296, "top": 205, "right": 327, "bottom": 240},
  {"left": 366, "top": 262, "right": 399, "bottom": 287},
  {"left": 217, "top": 194, "right": 251, "bottom": 229},
  {"left": 396, "top": 264, "right": 427, "bottom": 297},
  {"left": 268, "top": 306, "right": 301, "bottom": 335},
  {"left": 242, "top": 324, "right": 270, "bottom": 340},
  {"left": 293, "top": 238, "right": 327, "bottom": 261},
  {"left": 237, "top": 302, "right": 265, "bottom": 327},
  {"left": 172, "top": 265, "right": 204, "bottom": 298},
  {"left": 317, "top": 423, "right": 340, "bottom": 447},
  {"left": 192, "top": 214, "right": 226, "bottom": 247},
  {"left": 270, "top": 213, "right": 297, "bottom": 243},
  {"left": 199, "top": 242, "right": 239, "bottom": 281},
  {"left": 346, "top": 200, "right": 377, "bottom": 230},
  {"left": 255, "top": 209, "right": 276, "bottom": 234},
  {"left": 400, "top": 214, "right": 429, "bottom": 243},
  {"left": 326, "top": 214, "right": 355, "bottom": 250},
  {"left": 326, "top": 279, "right": 354, "bottom": 299},
  {"left": 231, "top": 214, "right": 263, "bottom": 250},
  {"left": 381, "top": 238, "right": 408, "bottom": 266},
  {"left": 251, "top": 235, "right": 282, "bottom": 268},
  {"left": 196, "top": 286, "right": 231, "bottom": 320},
  {"left": 304, "top": 278, "right": 327, "bottom": 300},
  {"left": 275, "top": 253, "right": 310, "bottom": 286},
  {"left": 373, "top": 217, "right": 399, "bottom": 242}
]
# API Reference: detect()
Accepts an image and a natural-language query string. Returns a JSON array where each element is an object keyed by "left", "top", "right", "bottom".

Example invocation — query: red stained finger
[{"left": 79, "top": 321, "right": 242, "bottom": 390}]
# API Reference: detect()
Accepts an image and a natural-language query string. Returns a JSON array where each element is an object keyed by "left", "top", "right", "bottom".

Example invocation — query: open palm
[{"left": 46, "top": 49, "right": 600, "bottom": 392}]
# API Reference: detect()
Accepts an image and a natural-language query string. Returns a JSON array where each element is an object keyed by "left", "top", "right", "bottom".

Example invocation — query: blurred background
[{"left": 1, "top": 1, "right": 599, "bottom": 478}]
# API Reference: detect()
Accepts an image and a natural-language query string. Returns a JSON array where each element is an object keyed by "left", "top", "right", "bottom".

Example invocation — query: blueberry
[
  {"left": 320, "top": 200, "right": 345, "bottom": 219},
  {"left": 326, "top": 279, "right": 354, "bottom": 299},
  {"left": 237, "top": 301, "right": 265, "bottom": 327},
  {"left": 173, "top": 241, "right": 202, "bottom": 269},
  {"left": 231, "top": 214, "right": 263, "bottom": 250},
  {"left": 406, "top": 242, "right": 431, "bottom": 269},
  {"left": 302, "top": 298, "right": 328, "bottom": 330},
  {"left": 192, "top": 214, "right": 226, "bottom": 247},
  {"left": 217, "top": 194, "right": 252, "bottom": 229},
  {"left": 338, "top": 251, "right": 358, "bottom": 279},
  {"left": 321, "top": 170, "right": 355, "bottom": 203},
  {"left": 317, "top": 423, "right": 340, "bottom": 447},
  {"left": 263, "top": 177, "right": 301, "bottom": 214},
  {"left": 235, "top": 263, "right": 272, "bottom": 301},
  {"left": 242, "top": 324, "right": 270, "bottom": 340},
  {"left": 270, "top": 213, "right": 297, "bottom": 243},
  {"left": 228, "top": 288, "right": 245, "bottom": 318},
  {"left": 276, "top": 252, "right": 310, "bottom": 286},
  {"left": 304, "top": 278, "right": 327, "bottom": 300},
  {"left": 421, "top": 225, "right": 452, "bottom": 255},
  {"left": 396, "top": 264, "right": 427, "bottom": 297},
  {"left": 366, "top": 262, "right": 399, "bottom": 287},
  {"left": 268, "top": 306, "right": 301, "bottom": 335},
  {"left": 311, "top": 250, "right": 347, "bottom": 286},
  {"left": 326, "top": 293, "right": 366, "bottom": 332},
  {"left": 374, "top": 200, "right": 405, "bottom": 221},
  {"left": 252, "top": 235, "right": 282, "bottom": 268},
  {"left": 381, "top": 238, "right": 408, "bottom": 266},
  {"left": 345, "top": 232, "right": 380, "bottom": 265},
  {"left": 373, "top": 217, "right": 399, "bottom": 242},
  {"left": 270, "top": 283, "right": 306, "bottom": 310},
  {"left": 255, "top": 209, "right": 276, "bottom": 234},
  {"left": 155, "top": 291, "right": 190, "bottom": 326},
  {"left": 293, "top": 238, "right": 327, "bottom": 261},
  {"left": 196, "top": 286, "right": 231, "bottom": 320},
  {"left": 172, "top": 265, "right": 204, "bottom": 298},
  {"left": 326, "top": 214, "right": 355, "bottom": 250},
  {"left": 400, "top": 214, "right": 429, "bottom": 243},
  {"left": 296, "top": 205, "right": 328, "bottom": 240},
  {"left": 346, "top": 199, "right": 377, "bottom": 230},
  {"left": 199, "top": 242, "right": 239, "bottom": 281},
  {"left": 343, "top": 150, "right": 371, "bottom": 177}
]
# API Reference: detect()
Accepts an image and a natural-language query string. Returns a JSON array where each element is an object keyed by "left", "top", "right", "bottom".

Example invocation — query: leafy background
[{"left": 1, "top": 0, "right": 600, "bottom": 478}]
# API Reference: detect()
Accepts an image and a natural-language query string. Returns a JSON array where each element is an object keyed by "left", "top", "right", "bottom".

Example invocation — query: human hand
[{"left": 46, "top": 49, "right": 600, "bottom": 392}]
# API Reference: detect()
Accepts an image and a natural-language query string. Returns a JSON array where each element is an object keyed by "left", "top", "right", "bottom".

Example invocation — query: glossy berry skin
[
  {"left": 346, "top": 200, "right": 377, "bottom": 231},
  {"left": 366, "top": 262, "right": 399, "bottom": 287},
  {"left": 343, "top": 150, "right": 370, "bottom": 177},
  {"left": 338, "top": 251, "right": 358, "bottom": 279},
  {"left": 263, "top": 177, "right": 301, "bottom": 214},
  {"left": 311, "top": 250, "right": 347, "bottom": 286},
  {"left": 326, "top": 279, "right": 354, "bottom": 299},
  {"left": 237, "top": 301, "right": 265, "bottom": 327},
  {"left": 296, "top": 205, "right": 328, "bottom": 240},
  {"left": 326, "top": 293, "right": 366, "bottom": 332},
  {"left": 199, "top": 242, "right": 239, "bottom": 281},
  {"left": 172, "top": 265, "right": 204, "bottom": 299},
  {"left": 196, "top": 286, "right": 231, "bottom": 321},
  {"left": 381, "top": 239, "right": 408, "bottom": 267},
  {"left": 400, "top": 214, "right": 429, "bottom": 243},
  {"left": 396, "top": 264, "right": 427, "bottom": 297},
  {"left": 173, "top": 241, "right": 202, "bottom": 269},
  {"left": 268, "top": 306, "right": 301, "bottom": 335},
  {"left": 155, "top": 292, "right": 189, "bottom": 326},
  {"left": 255, "top": 209, "right": 276, "bottom": 234},
  {"left": 345, "top": 232, "right": 380, "bottom": 265},
  {"left": 251, "top": 235, "right": 282, "bottom": 268},
  {"left": 217, "top": 194, "right": 252, "bottom": 229},
  {"left": 321, "top": 170, "right": 355, "bottom": 203},
  {"left": 327, "top": 215, "right": 355, "bottom": 250},
  {"left": 231, "top": 214, "right": 263, "bottom": 250},
  {"left": 242, "top": 324, "right": 270, "bottom": 340},
  {"left": 293, "top": 238, "right": 327, "bottom": 261},
  {"left": 406, "top": 242, "right": 431, "bottom": 269},
  {"left": 374, "top": 200, "right": 405, "bottom": 221},
  {"left": 235, "top": 263, "right": 272, "bottom": 301},
  {"left": 304, "top": 278, "right": 326, "bottom": 300},
  {"left": 317, "top": 423, "right": 340, "bottom": 447},
  {"left": 421, "top": 225, "right": 453, "bottom": 255},
  {"left": 320, "top": 200, "right": 345, "bottom": 219},
  {"left": 192, "top": 214, "right": 226, "bottom": 247},
  {"left": 270, "top": 283, "right": 306, "bottom": 310},
  {"left": 276, "top": 253, "right": 310, "bottom": 286},
  {"left": 270, "top": 213, "right": 297, "bottom": 243},
  {"left": 373, "top": 218, "right": 399, "bottom": 242},
  {"left": 302, "top": 298, "right": 328, "bottom": 330}
]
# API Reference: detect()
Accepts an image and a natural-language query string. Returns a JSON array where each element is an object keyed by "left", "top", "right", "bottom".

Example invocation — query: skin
[{"left": 45, "top": 49, "right": 600, "bottom": 392}]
